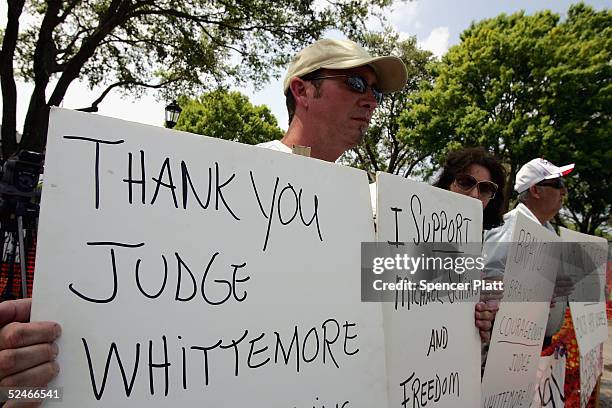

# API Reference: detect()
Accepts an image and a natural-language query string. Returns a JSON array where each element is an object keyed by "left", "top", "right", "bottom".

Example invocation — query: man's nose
[{"left": 359, "top": 89, "right": 378, "bottom": 110}]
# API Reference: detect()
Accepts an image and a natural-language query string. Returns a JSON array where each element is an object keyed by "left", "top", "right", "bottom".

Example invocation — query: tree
[
  {"left": 173, "top": 90, "right": 282, "bottom": 144},
  {"left": 0, "top": 0, "right": 396, "bottom": 160},
  {"left": 538, "top": 4, "right": 611, "bottom": 235},
  {"left": 402, "top": 4, "right": 611, "bottom": 234},
  {"left": 341, "top": 29, "right": 435, "bottom": 182}
]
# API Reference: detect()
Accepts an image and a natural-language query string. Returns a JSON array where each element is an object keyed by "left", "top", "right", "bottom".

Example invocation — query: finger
[
  {"left": 0, "top": 322, "right": 61, "bottom": 350},
  {"left": 0, "top": 299, "right": 32, "bottom": 327},
  {"left": 4, "top": 401, "right": 44, "bottom": 408},
  {"left": 480, "top": 331, "right": 491, "bottom": 344},
  {"left": 475, "top": 311, "right": 493, "bottom": 322},
  {"left": 0, "top": 343, "right": 58, "bottom": 378},
  {"left": 475, "top": 302, "right": 497, "bottom": 313},
  {"left": 475, "top": 302, "right": 487, "bottom": 312},
  {"left": 476, "top": 319, "right": 492, "bottom": 331},
  {"left": 0, "top": 361, "right": 59, "bottom": 389}
]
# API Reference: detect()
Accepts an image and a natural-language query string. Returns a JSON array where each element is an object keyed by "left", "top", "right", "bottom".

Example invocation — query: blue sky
[{"left": 1, "top": 0, "right": 608, "bottom": 132}]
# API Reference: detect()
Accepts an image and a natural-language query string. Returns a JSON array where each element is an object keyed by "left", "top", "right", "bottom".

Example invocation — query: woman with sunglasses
[
  {"left": 433, "top": 147, "right": 506, "bottom": 351},
  {"left": 433, "top": 147, "right": 506, "bottom": 230}
]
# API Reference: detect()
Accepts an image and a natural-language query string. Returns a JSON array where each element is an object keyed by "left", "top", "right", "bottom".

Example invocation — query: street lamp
[{"left": 165, "top": 100, "right": 182, "bottom": 129}]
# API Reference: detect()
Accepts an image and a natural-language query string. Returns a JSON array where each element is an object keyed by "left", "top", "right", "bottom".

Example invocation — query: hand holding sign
[
  {"left": 475, "top": 301, "right": 495, "bottom": 344},
  {"left": 0, "top": 299, "right": 60, "bottom": 396}
]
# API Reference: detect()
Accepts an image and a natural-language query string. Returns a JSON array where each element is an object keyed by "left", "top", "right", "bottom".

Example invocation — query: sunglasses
[
  {"left": 308, "top": 74, "right": 384, "bottom": 104},
  {"left": 453, "top": 174, "right": 498, "bottom": 200},
  {"left": 537, "top": 178, "right": 565, "bottom": 189}
]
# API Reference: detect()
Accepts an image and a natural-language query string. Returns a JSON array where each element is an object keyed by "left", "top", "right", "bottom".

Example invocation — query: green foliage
[
  {"left": 341, "top": 28, "right": 436, "bottom": 181},
  {"left": 173, "top": 90, "right": 282, "bottom": 145},
  {"left": 1, "top": 0, "right": 395, "bottom": 156},
  {"left": 401, "top": 4, "right": 611, "bottom": 233}
]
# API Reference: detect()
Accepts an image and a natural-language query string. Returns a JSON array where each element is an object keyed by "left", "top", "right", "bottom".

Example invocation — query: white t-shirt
[{"left": 256, "top": 139, "right": 292, "bottom": 153}]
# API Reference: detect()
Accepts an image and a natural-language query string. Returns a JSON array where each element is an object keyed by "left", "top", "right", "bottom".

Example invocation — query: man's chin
[
  {"left": 343, "top": 125, "right": 369, "bottom": 149},
  {"left": 359, "top": 124, "right": 369, "bottom": 138}
]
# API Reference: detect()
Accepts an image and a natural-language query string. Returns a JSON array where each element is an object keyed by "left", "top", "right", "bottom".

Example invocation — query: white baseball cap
[
  {"left": 283, "top": 39, "right": 407, "bottom": 94},
  {"left": 514, "top": 158, "right": 575, "bottom": 193}
]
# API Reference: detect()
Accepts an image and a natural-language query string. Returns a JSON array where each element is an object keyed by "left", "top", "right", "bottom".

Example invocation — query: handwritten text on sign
[
  {"left": 31, "top": 108, "right": 387, "bottom": 407},
  {"left": 560, "top": 227, "right": 608, "bottom": 356},
  {"left": 375, "top": 173, "right": 482, "bottom": 408},
  {"left": 482, "top": 213, "right": 560, "bottom": 408},
  {"left": 579, "top": 344, "right": 603, "bottom": 408},
  {"left": 529, "top": 355, "right": 565, "bottom": 407}
]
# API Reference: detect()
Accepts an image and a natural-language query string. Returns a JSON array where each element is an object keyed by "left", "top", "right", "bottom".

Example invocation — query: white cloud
[
  {"left": 381, "top": 2, "right": 420, "bottom": 44},
  {"left": 419, "top": 26, "right": 450, "bottom": 58},
  {"left": 362, "top": 0, "right": 420, "bottom": 33},
  {"left": 397, "top": 30, "right": 414, "bottom": 42},
  {"left": 389, "top": 1, "right": 419, "bottom": 28}
]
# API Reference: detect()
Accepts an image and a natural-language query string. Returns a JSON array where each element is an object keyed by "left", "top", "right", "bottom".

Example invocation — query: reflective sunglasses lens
[
  {"left": 455, "top": 174, "right": 478, "bottom": 190},
  {"left": 347, "top": 76, "right": 383, "bottom": 104},
  {"left": 347, "top": 76, "right": 367, "bottom": 93},
  {"left": 373, "top": 89, "right": 383, "bottom": 104}
]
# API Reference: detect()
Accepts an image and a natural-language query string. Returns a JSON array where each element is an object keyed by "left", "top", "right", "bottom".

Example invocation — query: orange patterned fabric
[{"left": 542, "top": 308, "right": 598, "bottom": 407}]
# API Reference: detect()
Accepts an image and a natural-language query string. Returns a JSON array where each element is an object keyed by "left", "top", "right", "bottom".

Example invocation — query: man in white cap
[
  {"left": 485, "top": 158, "right": 574, "bottom": 247},
  {"left": 258, "top": 38, "right": 407, "bottom": 161},
  {"left": 484, "top": 158, "right": 575, "bottom": 338}
]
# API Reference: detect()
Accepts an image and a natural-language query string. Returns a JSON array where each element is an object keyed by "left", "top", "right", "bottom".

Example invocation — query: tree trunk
[
  {"left": 20, "top": 97, "right": 50, "bottom": 153},
  {"left": 19, "top": 1, "right": 133, "bottom": 152},
  {"left": 18, "top": 0, "right": 63, "bottom": 154},
  {"left": 0, "top": 0, "right": 26, "bottom": 160}
]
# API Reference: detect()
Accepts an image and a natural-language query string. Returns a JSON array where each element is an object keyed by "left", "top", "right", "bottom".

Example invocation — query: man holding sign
[
  {"left": 0, "top": 39, "right": 496, "bottom": 403},
  {"left": 0, "top": 38, "right": 412, "bottom": 401},
  {"left": 484, "top": 158, "right": 576, "bottom": 339}
]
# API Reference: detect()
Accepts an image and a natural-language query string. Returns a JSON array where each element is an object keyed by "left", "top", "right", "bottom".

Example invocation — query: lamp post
[{"left": 165, "top": 100, "right": 182, "bottom": 129}]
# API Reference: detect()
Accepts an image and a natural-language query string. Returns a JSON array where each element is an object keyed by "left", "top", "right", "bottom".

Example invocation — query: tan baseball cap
[{"left": 283, "top": 39, "right": 408, "bottom": 94}]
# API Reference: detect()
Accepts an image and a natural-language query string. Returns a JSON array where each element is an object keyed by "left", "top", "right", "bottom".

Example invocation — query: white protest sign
[
  {"left": 579, "top": 343, "right": 603, "bottom": 408},
  {"left": 31, "top": 108, "right": 388, "bottom": 407},
  {"left": 559, "top": 227, "right": 608, "bottom": 356},
  {"left": 374, "top": 172, "right": 483, "bottom": 408},
  {"left": 529, "top": 355, "right": 565, "bottom": 407},
  {"left": 482, "top": 213, "right": 559, "bottom": 408}
]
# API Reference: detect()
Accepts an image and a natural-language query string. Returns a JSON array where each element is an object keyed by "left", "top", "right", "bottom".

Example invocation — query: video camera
[
  {"left": 0, "top": 150, "right": 44, "bottom": 299},
  {"left": 0, "top": 150, "right": 44, "bottom": 230},
  {"left": 0, "top": 150, "right": 44, "bottom": 195}
]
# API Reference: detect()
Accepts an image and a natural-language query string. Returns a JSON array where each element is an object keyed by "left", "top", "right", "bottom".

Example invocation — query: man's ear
[
  {"left": 529, "top": 184, "right": 541, "bottom": 199},
  {"left": 289, "top": 78, "right": 309, "bottom": 108}
]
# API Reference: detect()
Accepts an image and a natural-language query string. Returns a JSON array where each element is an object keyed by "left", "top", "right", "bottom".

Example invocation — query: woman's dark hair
[{"left": 433, "top": 147, "right": 506, "bottom": 230}]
